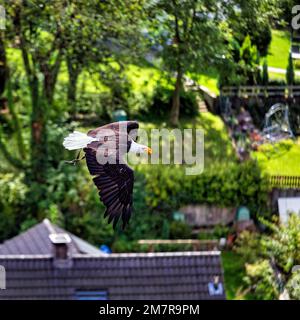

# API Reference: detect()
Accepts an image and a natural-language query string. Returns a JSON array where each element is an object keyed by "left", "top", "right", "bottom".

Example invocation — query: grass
[
  {"left": 136, "top": 111, "right": 236, "bottom": 168},
  {"left": 252, "top": 139, "right": 300, "bottom": 176},
  {"left": 267, "top": 29, "right": 290, "bottom": 70},
  {"left": 188, "top": 70, "right": 219, "bottom": 95},
  {"left": 221, "top": 251, "right": 248, "bottom": 300}
]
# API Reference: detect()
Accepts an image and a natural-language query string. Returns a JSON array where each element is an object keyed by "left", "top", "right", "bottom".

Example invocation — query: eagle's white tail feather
[{"left": 63, "top": 131, "right": 97, "bottom": 150}]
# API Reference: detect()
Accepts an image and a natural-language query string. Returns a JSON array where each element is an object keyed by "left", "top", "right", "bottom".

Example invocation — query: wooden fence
[
  {"left": 220, "top": 85, "right": 300, "bottom": 98},
  {"left": 269, "top": 175, "right": 300, "bottom": 189}
]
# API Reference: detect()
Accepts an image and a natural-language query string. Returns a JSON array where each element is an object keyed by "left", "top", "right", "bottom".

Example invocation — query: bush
[
  {"left": 169, "top": 221, "right": 192, "bottom": 239},
  {"left": 286, "top": 272, "right": 300, "bottom": 300},
  {"left": 234, "top": 231, "right": 261, "bottom": 264},
  {"left": 213, "top": 224, "right": 231, "bottom": 239},
  {"left": 139, "top": 160, "right": 269, "bottom": 220},
  {"left": 245, "top": 259, "right": 279, "bottom": 300},
  {"left": 239, "top": 214, "right": 300, "bottom": 300},
  {"left": 0, "top": 173, "right": 27, "bottom": 241}
]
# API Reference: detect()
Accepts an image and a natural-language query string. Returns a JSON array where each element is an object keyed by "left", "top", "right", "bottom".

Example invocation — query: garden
[{"left": 0, "top": 0, "right": 300, "bottom": 300}]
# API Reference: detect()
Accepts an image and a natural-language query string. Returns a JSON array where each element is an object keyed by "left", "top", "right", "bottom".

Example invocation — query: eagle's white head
[{"left": 129, "top": 140, "right": 152, "bottom": 155}]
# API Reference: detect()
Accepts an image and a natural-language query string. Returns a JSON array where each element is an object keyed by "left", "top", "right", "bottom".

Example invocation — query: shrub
[
  {"left": 0, "top": 173, "right": 27, "bottom": 241},
  {"left": 239, "top": 214, "right": 300, "bottom": 300},
  {"left": 234, "top": 231, "right": 262, "bottom": 264},
  {"left": 169, "top": 221, "right": 192, "bottom": 239},
  {"left": 286, "top": 272, "right": 300, "bottom": 300},
  {"left": 139, "top": 160, "right": 269, "bottom": 220},
  {"left": 245, "top": 259, "right": 279, "bottom": 300}
]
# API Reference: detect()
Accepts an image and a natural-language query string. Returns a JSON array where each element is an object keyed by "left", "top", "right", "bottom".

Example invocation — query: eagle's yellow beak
[{"left": 146, "top": 147, "right": 152, "bottom": 155}]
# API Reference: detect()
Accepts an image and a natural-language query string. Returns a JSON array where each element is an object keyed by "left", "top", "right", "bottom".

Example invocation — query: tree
[
  {"left": 0, "top": 33, "right": 7, "bottom": 99},
  {"left": 238, "top": 35, "right": 260, "bottom": 85},
  {"left": 286, "top": 52, "right": 295, "bottom": 85},
  {"left": 147, "top": 0, "right": 229, "bottom": 126},
  {"left": 62, "top": 1, "right": 146, "bottom": 116},
  {"left": 277, "top": 0, "right": 300, "bottom": 27},
  {"left": 0, "top": 0, "right": 146, "bottom": 219},
  {"left": 1, "top": 1, "right": 68, "bottom": 217},
  {"left": 151, "top": 0, "right": 229, "bottom": 125},
  {"left": 226, "top": 0, "right": 279, "bottom": 57},
  {"left": 147, "top": 0, "right": 279, "bottom": 125}
]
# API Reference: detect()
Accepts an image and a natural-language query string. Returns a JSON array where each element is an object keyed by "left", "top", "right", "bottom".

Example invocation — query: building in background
[{"left": 0, "top": 219, "right": 225, "bottom": 300}]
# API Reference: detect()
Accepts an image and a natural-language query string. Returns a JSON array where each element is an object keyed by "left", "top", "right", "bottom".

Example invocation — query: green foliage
[
  {"left": 221, "top": 251, "right": 248, "bottom": 300},
  {"left": 0, "top": 0, "right": 279, "bottom": 258},
  {"left": 260, "top": 215, "right": 300, "bottom": 273},
  {"left": 0, "top": 174, "right": 27, "bottom": 241},
  {"left": 238, "top": 214, "right": 300, "bottom": 300},
  {"left": 227, "top": 0, "right": 275, "bottom": 57},
  {"left": 253, "top": 139, "right": 300, "bottom": 176},
  {"left": 146, "top": 84, "right": 199, "bottom": 120},
  {"left": 238, "top": 35, "right": 261, "bottom": 85},
  {"left": 140, "top": 160, "right": 269, "bottom": 219},
  {"left": 245, "top": 259, "right": 279, "bottom": 300},
  {"left": 286, "top": 271, "right": 300, "bottom": 300},
  {"left": 234, "top": 231, "right": 262, "bottom": 264},
  {"left": 213, "top": 224, "right": 231, "bottom": 239},
  {"left": 169, "top": 221, "right": 192, "bottom": 239},
  {"left": 219, "top": 35, "right": 261, "bottom": 86}
]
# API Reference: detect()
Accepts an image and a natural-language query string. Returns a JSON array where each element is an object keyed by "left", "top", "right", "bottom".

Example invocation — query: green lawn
[
  {"left": 252, "top": 139, "right": 300, "bottom": 176},
  {"left": 188, "top": 70, "right": 219, "bottom": 95},
  {"left": 267, "top": 29, "right": 290, "bottom": 70},
  {"left": 222, "top": 251, "right": 248, "bottom": 300},
  {"left": 135, "top": 111, "right": 236, "bottom": 168}
]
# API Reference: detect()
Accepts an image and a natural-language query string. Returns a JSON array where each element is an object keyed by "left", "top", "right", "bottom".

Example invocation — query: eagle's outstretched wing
[
  {"left": 87, "top": 121, "right": 139, "bottom": 141},
  {"left": 84, "top": 148, "right": 134, "bottom": 229}
]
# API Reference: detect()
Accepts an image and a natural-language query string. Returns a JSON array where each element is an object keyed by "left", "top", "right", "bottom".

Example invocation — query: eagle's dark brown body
[{"left": 83, "top": 121, "right": 139, "bottom": 229}]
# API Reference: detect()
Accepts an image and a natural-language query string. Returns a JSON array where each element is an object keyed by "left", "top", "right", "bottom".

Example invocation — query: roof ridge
[
  {"left": 42, "top": 218, "right": 57, "bottom": 235},
  {"left": 0, "top": 251, "right": 220, "bottom": 260},
  {"left": 72, "top": 251, "right": 221, "bottom": 258}
]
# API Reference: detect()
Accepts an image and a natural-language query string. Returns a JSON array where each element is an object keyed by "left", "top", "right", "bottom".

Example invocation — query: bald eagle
[{"left": 63, "top": 121, "right": 152, "bottom": 229}]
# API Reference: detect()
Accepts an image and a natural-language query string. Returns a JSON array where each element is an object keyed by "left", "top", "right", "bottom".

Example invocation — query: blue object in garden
[
  {"left": 99, "top": 244, "right": 112, "bottom": 254},
  {"left": 236, "top": 206, "right": 250, "bottom": 221},
  {"left": 112, "top": 109, "right": 127, "bottom": 122},
  {"left": 173, "top": 211, "right": 185, "bottom": 222}
]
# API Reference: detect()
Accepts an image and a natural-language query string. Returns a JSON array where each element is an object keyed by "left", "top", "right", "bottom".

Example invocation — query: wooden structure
[
  {"left": 269, "top": 175, "right": 300, "bottom": 189},
  {"left": 179, "top": 205, "right": 235, "bottom": 229},
  {"left": 220, "top": 86, "right": 300, "bottom": 98}
]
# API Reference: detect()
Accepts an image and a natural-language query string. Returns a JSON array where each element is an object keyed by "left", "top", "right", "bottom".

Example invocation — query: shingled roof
[
  {"left": 0, "top": 220, "right": 226, "bottom": 300},
  {"left": 0, "top": 219, "right": 101, "bottom": 255}
]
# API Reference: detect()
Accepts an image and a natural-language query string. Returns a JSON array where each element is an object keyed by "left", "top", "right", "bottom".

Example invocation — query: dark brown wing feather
[
  {"left": 87, "top": 121, "right": 139, "bottom": 141},
  {"left": 84, "top": 148, "right": 134, "bottom": 229}
]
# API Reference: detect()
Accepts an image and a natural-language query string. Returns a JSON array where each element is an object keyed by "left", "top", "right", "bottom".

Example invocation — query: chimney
[{"left": 49, "top": 233, "right": 73, "bottom": 269}]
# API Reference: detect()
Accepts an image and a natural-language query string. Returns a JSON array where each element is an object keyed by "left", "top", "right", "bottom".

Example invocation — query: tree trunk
[
  {"left": 67, "top": 58, "right": 80, "bottom": 116},
  {"left": 170, "top": 67, "right": 183, "bottom": 126},
  {"left": 30, "top": 75, "right": 48, "bottom": 184},
  {"left": 42, "top": 50, "right": 62, "bottom": 105},
  {"left": 0, "top": 34, "right": 7, "bottom": 97}
]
